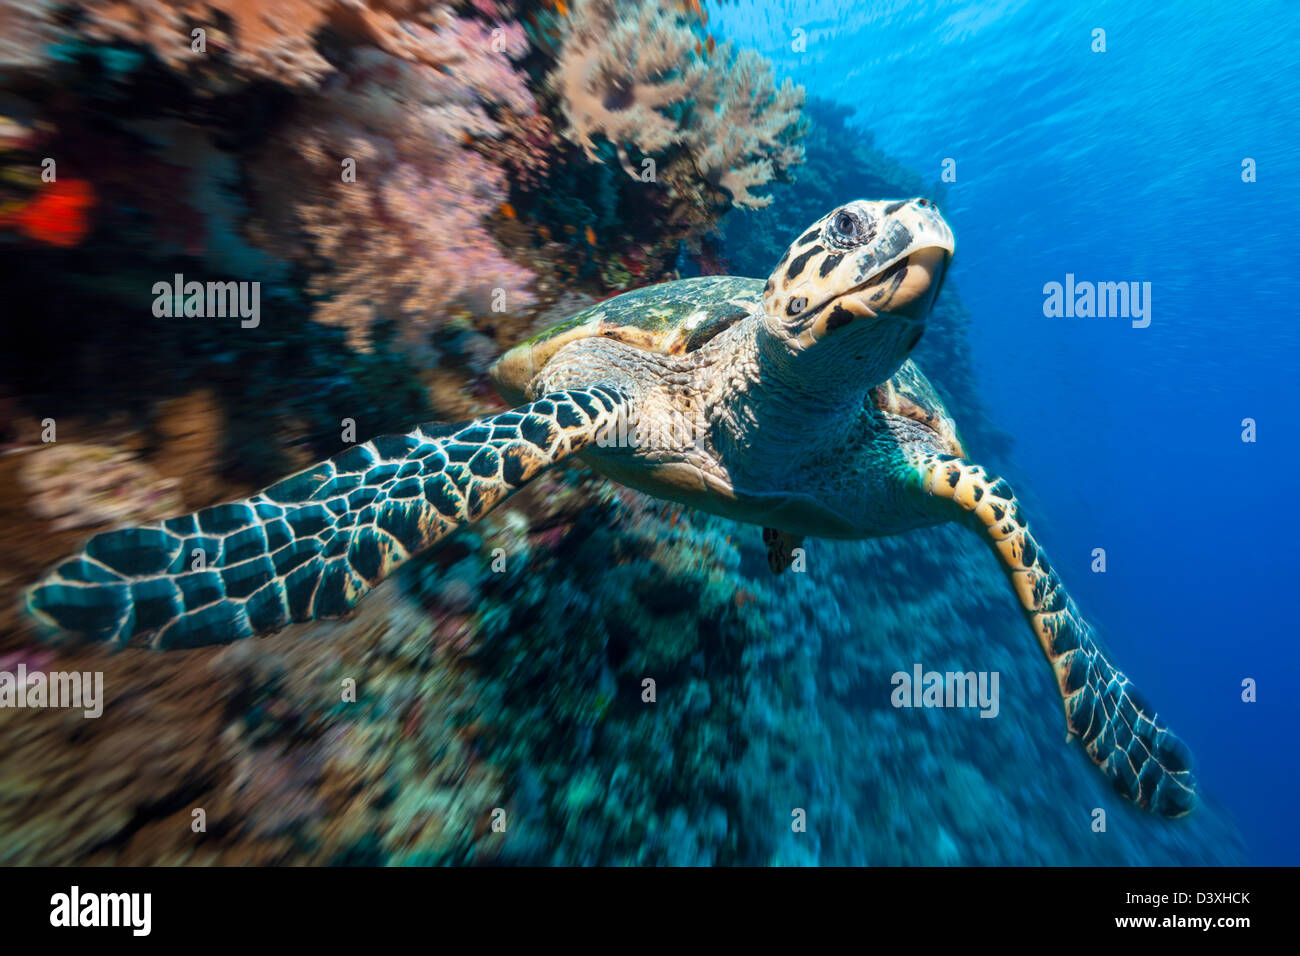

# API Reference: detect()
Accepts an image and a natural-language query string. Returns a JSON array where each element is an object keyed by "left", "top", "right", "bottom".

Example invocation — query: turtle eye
[{"left": 827, "top": 208, "right": 872, "bottom": 248}]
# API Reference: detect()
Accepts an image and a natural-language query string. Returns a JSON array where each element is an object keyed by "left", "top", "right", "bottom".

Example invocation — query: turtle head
[{"left": 760, "top": 198, "right": 954, "bottom": 389}]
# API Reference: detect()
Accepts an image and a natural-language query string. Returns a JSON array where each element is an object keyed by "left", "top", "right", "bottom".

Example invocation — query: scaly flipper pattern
[
  {"left": 916, "top": 455, "right": 1197, "bottom": 817},
  {"left": 25, "top": 387, "right": 631, "bottom": 648}
]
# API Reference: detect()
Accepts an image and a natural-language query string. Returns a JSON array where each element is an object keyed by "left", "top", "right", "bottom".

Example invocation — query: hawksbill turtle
[{"left": 23, "top": 198, "right": 1196, "bottom": 817}]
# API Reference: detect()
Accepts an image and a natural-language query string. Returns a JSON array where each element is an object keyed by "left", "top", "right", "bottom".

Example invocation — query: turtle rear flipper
[
  {"left": 917, "top": 455, "right": 1198, "bottom": 818},
  {"left": 25, "top": 387, "right": 631, "bottom": 648}
]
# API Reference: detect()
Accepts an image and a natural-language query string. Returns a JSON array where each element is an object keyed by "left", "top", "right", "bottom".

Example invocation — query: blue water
[{"left": 714, "top": 0, "right": 1300, "bottom": 864}]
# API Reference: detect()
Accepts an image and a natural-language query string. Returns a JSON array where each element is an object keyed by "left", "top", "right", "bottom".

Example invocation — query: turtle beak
[
  {"left": 807, "top": 198, "right": 953, "bottom": 336},
  {"left": 806, "top": 243, "right": 951, "bottom": 345},
  {"left": 846, "top": 245, "right": 950, "bottom": 324},
  {"left": 852, "top": 198, "right": 953, "bottom": 320}
]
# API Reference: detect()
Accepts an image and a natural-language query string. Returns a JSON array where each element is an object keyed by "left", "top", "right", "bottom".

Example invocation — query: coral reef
[
  {"left": 1, "top": 0, "right": 805, "bottom": 351},
  {"left": 547, "top": 0, "right": 805, "bottom": 209},
  {"left": 248, "top": 18, "right": 539, "bottom": 350},
  {"left": 74, "top": 0, "right": 488, "bottom": 88},
  {"left": 3, "top": 3, "right": 553, "bottom": 350},
  {"left": 18, "top": 442, "right": 183, "bottom": 531},
  {"left": 0, "top": 586, "right": 504, "bottom": 865},
  {"left": 549, "top": 0, "right": 697, "bottom": 165},
  {"left": 687, "top": 47, "right": 805, "bottom": 209},
  {"left": 487, "top": 108, "right": 557, "bottom": 191},
  {"left": 0, "top": 0, "right": 60, "bottom": 71}
]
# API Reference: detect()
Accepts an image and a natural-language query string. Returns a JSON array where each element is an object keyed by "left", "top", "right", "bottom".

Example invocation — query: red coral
[{"left": 0, "top": 177, "right": 94, "bottom": 247}]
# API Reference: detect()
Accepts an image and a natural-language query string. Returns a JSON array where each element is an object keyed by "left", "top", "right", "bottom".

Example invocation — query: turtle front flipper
[
  {"left": 913, "top": 455, "right": 1198, "bottom": 818},
  {"left": 25, "top": 387, "right": 631, "bottom": 648}
]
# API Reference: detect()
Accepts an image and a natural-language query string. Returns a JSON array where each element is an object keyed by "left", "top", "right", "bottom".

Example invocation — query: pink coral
[
  {"left": 250, "top": 21, "right": 539, "bottom": 349},
  {"left": 78, "top": 0, "right": 337, "bottom": 85},
  {"left": 19, "top": 443, "right": 184, "bottom": 532},
  {"left": 0, "top": 0, "right": 62, "bottom": 69},
  {"left": 288, "top": 149, "right": 534, "bottom": 348},
  {"left": 491, "top": 110, "right": 558, "bottom": 190},
  {"left": 71, "top": 1, "right": 490, "bottom": 88}
]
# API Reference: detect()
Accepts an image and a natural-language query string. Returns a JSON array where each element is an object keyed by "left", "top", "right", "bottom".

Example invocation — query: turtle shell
[{"left": 490, "top": 276, "right": 763, "bottom": 403}]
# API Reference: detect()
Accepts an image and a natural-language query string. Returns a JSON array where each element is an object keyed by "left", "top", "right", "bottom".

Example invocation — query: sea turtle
[{"left": 23, "top": 198, "right": 1196, "bottom": 817}]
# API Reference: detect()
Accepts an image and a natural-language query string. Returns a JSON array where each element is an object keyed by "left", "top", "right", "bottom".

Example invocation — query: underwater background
[{"left": 0, "top": 0, "right": 1292, "bottom": 865}]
